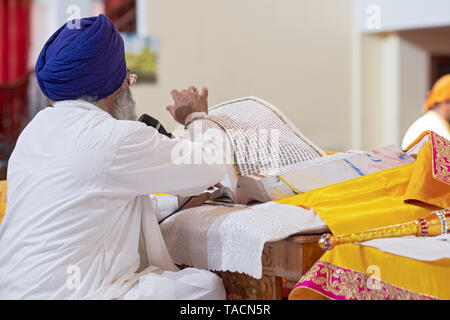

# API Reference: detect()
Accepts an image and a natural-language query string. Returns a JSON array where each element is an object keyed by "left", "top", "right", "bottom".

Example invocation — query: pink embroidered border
[
  {"left": 291, "top": 261, "right": 436, "bottom": 300},
  {"left": 431, "top": 131, "right": 450, "bottom": 185}
]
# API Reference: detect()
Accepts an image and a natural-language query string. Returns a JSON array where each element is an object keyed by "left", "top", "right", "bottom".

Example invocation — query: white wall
[
  {"left": 30, "top": 0, "right": 450, "bottom": 152},
  {"left": 356, "top": 0, "right": 450, "bottom": 33},
  {"left": 358, "top": 27, "right": 450, "bottom": 150},
  {"left": 359, "top": 33, "right": 385, "bottom": 149},
  {"left": 360, "top": 33, "right": 427, "bottom": 149},
  {"left": 354, "top": 1, "right": 450, "bottom": 150},
  {"left": 398, "top": 36, "right": 430, "bottom": 141},
  {"left": 132, "top": 0, "right": 354, "bottom": 151}
]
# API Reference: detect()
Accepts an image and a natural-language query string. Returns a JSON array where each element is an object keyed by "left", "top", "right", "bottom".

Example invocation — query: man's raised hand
[{"left": 166, "top": 86, "right": 209, "bottom": 125}]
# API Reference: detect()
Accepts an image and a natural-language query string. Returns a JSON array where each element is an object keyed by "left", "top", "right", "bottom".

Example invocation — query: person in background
[{"left": 402, "top": 74, "right": 450, "bottom": 149}]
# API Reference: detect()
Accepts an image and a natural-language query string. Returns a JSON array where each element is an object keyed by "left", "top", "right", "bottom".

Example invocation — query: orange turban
[{"left": 423, "top": 74, "right": 450, "bottom": 111}]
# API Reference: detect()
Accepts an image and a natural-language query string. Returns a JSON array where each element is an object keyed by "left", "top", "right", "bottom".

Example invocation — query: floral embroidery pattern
[
  {"left": 291, "top": 260, "right": 436, "bottom": 300},
  {"left": 431, "top": 132, "right": 450, "bottom": 185}
]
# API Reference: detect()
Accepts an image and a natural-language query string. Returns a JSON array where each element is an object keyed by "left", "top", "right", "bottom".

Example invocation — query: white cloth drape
[
  {"left": 361, "top": 235, "right": 450, "bottom": 261},
  {"left": 0, "top": 100, "right": 229, "bottom": 300},
  {"left": 159, "top": 200, "right": 328, "bottom": 279}
]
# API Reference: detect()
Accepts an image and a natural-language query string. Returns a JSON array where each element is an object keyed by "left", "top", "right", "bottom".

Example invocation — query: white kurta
[
  {"left": 402, "top": 110, "right": 450, "bottom": 149},
  {"left": 0, "top": 100, "right": 229, "bottom": 300}
]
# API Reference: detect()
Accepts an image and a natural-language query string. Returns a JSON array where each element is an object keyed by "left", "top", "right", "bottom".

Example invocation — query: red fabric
[
  {"left": 104, "top": 0, "right": 136, "bottom": 32},
  {"left": 0, "top": 0, "right": 31, "bottom": 83},
  {"left": 105, "top": 0, "right": 127, "bottom": 13},
  {"left": 0, "top": 0, "right": 31, "bottom": 146}
]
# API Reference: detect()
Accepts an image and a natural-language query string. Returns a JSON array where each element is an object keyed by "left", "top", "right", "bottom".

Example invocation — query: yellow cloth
[
  {"left": 282, "top": 134, "right": 450, "bottom": 300},
  {"left": 0, "top": 181, "right": 6, "bottom": 225},
  {"left": 277, "top": 140, "right": 449, "bottom": 236},
  {"left": 405, "top": 139, "right": 450, "bottom": 209},
  {"left": 424, "top": 74, "right": 450, "bottom": 111}
]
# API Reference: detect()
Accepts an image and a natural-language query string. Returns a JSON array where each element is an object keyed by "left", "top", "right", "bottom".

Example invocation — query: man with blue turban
[{"left": 0, "top": 14, "right": 230, "bottom": 299}]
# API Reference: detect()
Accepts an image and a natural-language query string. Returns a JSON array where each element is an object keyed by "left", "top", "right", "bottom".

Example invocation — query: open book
[{"left": 206, "top": 97, "right": 416, "bottom": 205}]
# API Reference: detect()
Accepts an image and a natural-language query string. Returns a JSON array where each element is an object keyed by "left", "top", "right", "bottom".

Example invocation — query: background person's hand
[{"left": 166, "top": 86, "right": 208, "bottom": 125}]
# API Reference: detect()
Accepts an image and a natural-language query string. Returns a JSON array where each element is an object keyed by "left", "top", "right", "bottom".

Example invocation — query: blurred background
[{"left": 1, "top": 0, "right": 450, "bottom": 180}]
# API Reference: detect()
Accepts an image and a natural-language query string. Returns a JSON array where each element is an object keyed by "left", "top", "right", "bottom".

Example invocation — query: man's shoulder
[
  {"left": 402, "top": 111, "right": 449, "bottom": 149},
  {"left": 408, "top": 112, "right": 438, "bottom": 130},
  {"left": 414, "top": 111, "right": 448, "bottom": 131},
  {"left": 20, "top": 106, "right": 145, "bottom": 152}
]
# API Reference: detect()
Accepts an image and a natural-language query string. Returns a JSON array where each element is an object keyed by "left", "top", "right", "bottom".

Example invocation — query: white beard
[{"left": 112, "top": 84, "right": 137, "bottom": 121}]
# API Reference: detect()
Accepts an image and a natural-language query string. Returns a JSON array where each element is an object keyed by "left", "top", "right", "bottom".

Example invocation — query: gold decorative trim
[{"left": 431, "top": 131, "right": 450, "bottom": 185}]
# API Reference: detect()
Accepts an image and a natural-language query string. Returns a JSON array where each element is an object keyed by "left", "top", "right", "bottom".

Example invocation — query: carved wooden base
[{"left": 211, "top": 269, "right": 282, "bottom": 300}]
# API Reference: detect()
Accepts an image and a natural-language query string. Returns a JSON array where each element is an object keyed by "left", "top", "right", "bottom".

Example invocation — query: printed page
[
  {"left": 209, "top": 97, "right": 325, "bottom": 177},
  {"left": 280, "top": 144, "right": 416, "bottom": 193}
]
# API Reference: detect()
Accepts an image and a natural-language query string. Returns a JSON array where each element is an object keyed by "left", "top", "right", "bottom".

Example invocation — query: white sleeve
[
  {"left": 106, "top": 119, "right": 229, "bottom": 197},
  {"left": 149, "top": 194, "right": 179, "bottom": 222}
]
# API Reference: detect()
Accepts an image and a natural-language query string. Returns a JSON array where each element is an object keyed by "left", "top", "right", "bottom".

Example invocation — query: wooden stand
[{"left": 211, "top": 234, "right": 324, "bottom": 300}]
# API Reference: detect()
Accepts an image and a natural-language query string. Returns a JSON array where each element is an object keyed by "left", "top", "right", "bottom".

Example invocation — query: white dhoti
[{"left": 120, "top": 267, "right": 225, "bottom": 300}]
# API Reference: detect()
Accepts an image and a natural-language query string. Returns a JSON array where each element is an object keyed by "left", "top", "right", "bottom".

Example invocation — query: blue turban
[{"left": 36, "top": 14, "right": 127, "bottom": 101}]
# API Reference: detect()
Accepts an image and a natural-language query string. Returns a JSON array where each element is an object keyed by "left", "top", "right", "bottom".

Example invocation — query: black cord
[{"left": 158, "top": 196, "right": 194, "bottom": 224}]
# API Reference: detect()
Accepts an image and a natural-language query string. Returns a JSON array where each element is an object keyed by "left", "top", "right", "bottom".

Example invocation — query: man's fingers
[
  {"left": 201, "top": 87, "right": 208, "bottom": 100},
  {"left": 168, "top": 86, "right": 209, "bottom": 123},
  {"left": 170, "top": 90, "right": 180, "bottom": 102},
  {"left": 188, "top": 86, "right": 198, "bottom": 94}
]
